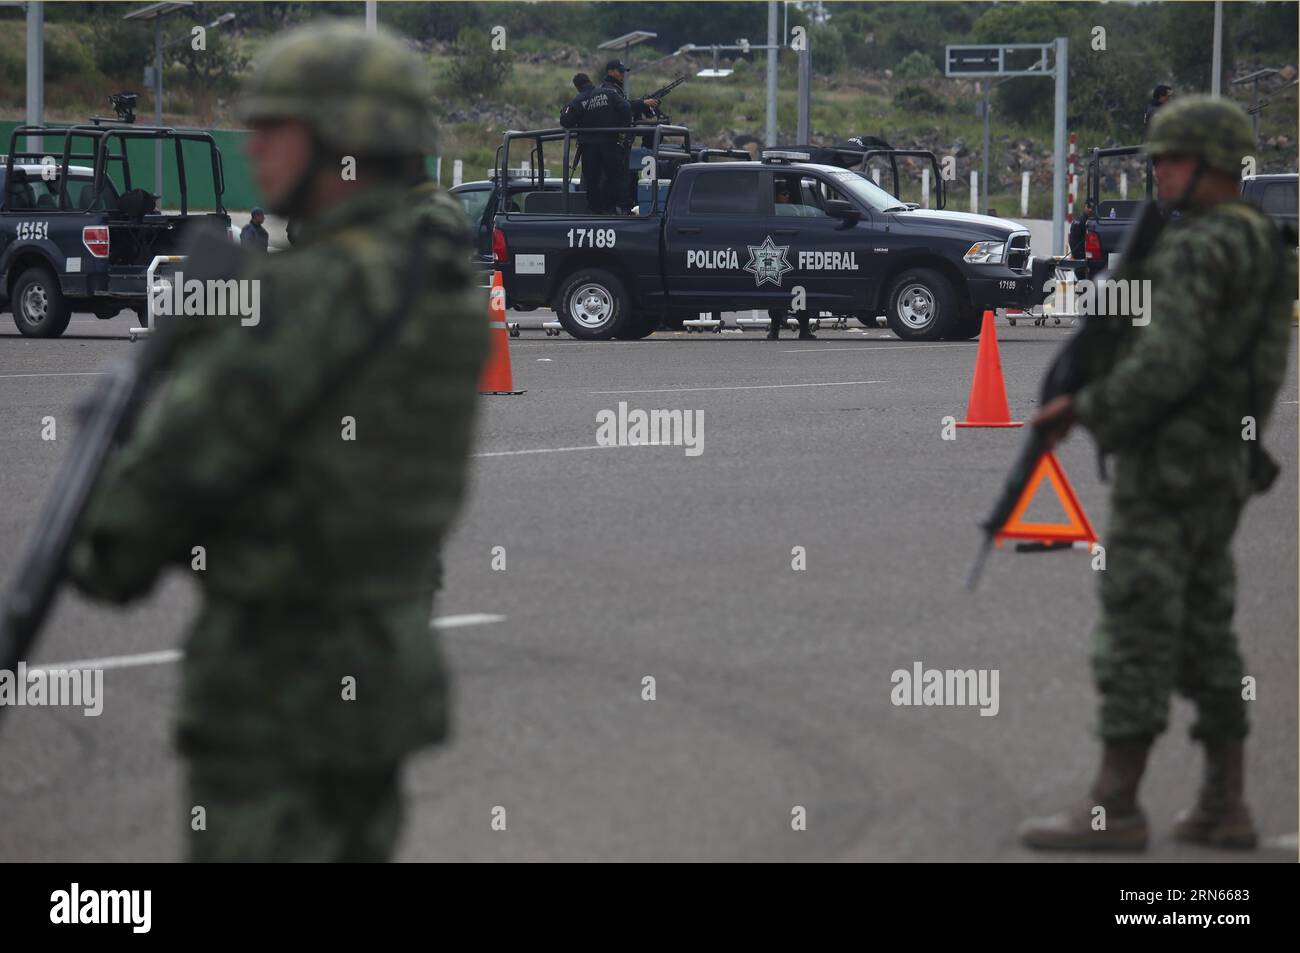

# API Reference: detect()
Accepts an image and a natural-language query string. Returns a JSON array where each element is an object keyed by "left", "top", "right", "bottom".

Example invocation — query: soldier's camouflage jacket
[
  {"left": 1074, "top": 199, "right": 1294, "bottom": 504},
  {"left": 69, "top": 183, "right": 488, "bottom": 766}
]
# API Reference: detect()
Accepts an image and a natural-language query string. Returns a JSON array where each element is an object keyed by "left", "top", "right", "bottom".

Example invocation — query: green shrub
[
  {"left": 446, "top": 26, "right": 513, "bottom": 97},
  {"left": 893, "top": 85, "right": 944, "bottom": 114},
  {"left": 896, "top": 50, "right": 938, "bottom": 80}
]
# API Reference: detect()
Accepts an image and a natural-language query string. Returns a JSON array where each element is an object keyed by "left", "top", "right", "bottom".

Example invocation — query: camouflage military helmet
[
  {"left": 239, "top": 22, "right": 436, "bottom": 158},
  {"left": 1145, "top": 95, "right": 1254, "bottom": 177}
]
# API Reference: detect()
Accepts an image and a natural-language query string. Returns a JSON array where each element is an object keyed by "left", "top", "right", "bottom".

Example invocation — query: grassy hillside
[
  {"left": 432, "top": 47, "right": 1298, "bottom": 216},
  {"left": 3, "top": 16, "right": 1296, "bottom": 218}
]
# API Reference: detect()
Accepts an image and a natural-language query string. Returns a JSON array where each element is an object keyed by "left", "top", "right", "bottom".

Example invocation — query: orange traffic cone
[
  {"left": 957, "top": 309, "right": 1021, "bottom": 427},
  {"left": 480, "top": 270, "right": 524, "bottom": 396}
]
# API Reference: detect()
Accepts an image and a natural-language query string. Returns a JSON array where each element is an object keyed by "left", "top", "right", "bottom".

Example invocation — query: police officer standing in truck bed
[{"left": 579, "top": 60, "right": 659, "bottom": 214}]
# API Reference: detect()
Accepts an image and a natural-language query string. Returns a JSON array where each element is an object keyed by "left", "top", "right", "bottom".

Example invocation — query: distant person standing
[
  {"left": 240, "top": 207, "right": 270, "bottom": 253},
  {"left": 1069, "top": 198, "right": 1098, "bottom": 271},
  {"left": 1144, "top": 84, "right": 1172, "bottom": 131},
  {"left": 767, "top": 178, "right": 816, "bottom": 340}
]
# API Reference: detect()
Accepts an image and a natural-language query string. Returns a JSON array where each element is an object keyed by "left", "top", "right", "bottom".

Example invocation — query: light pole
[
  {"left": 24, "top": 1, "right": 43, "bottom": 153},
  {"left": 1211, "top": 0, "right": 1223, "bottom": 97},
  {"left": 124, "top": 3, "right": 194, "bottom": 203},
  {"left": 765, "top": 0, "right": 778, "bottom": 147}
]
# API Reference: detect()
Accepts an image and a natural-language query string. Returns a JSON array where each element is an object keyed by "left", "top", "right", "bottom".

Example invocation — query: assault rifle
[
  {"left": 0, "top": 225, "right": 241, "bottom": 703},
  {"left": 642, "top": 75, "right": 687, "bottom": 122},
  {"left": 965, "top": 200, "right": 1168, "bottom": 590}
]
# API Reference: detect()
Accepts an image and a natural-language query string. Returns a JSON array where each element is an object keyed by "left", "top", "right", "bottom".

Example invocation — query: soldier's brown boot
[
  {"left": 1019, "top": 740, "right": 1152, "bottom": 851},
  {"left": 1173, "top": 740, "right": 1257, "bottom": 849}
]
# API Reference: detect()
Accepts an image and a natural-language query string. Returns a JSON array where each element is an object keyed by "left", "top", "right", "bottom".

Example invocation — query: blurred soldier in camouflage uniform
[
  {"left": 1021, "top": 96, "right": 1293, "bottom": 851},
  {"left": 69, "top": 23, "right": 487, "bottom": 861}
]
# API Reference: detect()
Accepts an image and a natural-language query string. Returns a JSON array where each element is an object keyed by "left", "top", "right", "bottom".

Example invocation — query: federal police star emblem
[{"left": 744, "top": 235, "right": 793, "bottom": 287}]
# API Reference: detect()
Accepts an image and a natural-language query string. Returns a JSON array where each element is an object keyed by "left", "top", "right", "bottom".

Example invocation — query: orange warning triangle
[{"left": 996, "top": 452, "right": 1097, "bottom": 544}]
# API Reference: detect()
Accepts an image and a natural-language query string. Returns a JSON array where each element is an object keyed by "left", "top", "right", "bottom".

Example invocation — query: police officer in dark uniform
[
  {"left": 560, "top": 73, "right": 594, "bottom": 129},
  {"left": 561, "top": 74, "right": 598, "bottom": 208},
  {"left": 767, "top": 178, "right": 816, "bottom": 339},
  {"left": 585, "top": 60, "right": 659, "bottom": 214},
  {"left": 1068, "top": 198, "right": 1097, "bottom": 277},
  {"left": 575, "top": 70, "right": 623, "bottom": 214},
  {"left": 240, "top": 206, "right": 270, "bottom": 253},
  {"left": 1144, "top": 84, "right": 1171, "bottom": 131}
]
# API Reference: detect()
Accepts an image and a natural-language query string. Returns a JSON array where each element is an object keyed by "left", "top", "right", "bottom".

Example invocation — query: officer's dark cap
[{"left": 606, "top": 59, "right": 627, "bottom": 73}]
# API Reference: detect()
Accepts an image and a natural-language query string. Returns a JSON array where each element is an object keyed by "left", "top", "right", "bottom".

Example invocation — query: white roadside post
[
  {"left": 130, "top": 255, "right": 186, "bottom": 342},
  {"left": 453, "top": 159, "right": 463, "bottom": 187},
  {"left": 970, "top": 170, "right": 978, "bottom": 213},
  {"left": 1020, "top": 171, "right": 1030, "bottom": 217},
  {"left": 922, "top": 168, "right": 930, "bottom": 209},
  {"left": 1120, "top": 171, "right": 1128, "bottom": 201}
]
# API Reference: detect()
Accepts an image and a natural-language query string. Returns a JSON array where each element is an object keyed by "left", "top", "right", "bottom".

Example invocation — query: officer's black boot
[
  {"left": 797, "top": 314, "right": 816, "bottom": 340},
  {"left": 1018, "top": 739, "right": 1152, "bottom": 851},
  {"left": 766, "top": 315, "right": 781, "bottom": 340},
  {"left": 1173, "top": 740, "right": 1257, "bottom": 849}
]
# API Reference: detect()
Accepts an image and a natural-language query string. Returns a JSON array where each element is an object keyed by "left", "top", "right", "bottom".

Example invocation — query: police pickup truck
[
  {"left": 1084, "top": 147, "right": 1298, "bottom": 273},
  {"left": 492, "top": 127, "right": 1046, "bottom": 340},
  {"left": 1, "top": 119, "right": 230, "bottom": 337}
]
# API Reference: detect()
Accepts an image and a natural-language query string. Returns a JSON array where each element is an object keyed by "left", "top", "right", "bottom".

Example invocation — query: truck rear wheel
[
  {"left": 885, "top": 268, "right": 956, "bottom": 342},
  {"left": 12, "top": 266, "right": 72, "bottom": 338},
  {"left": 615, "top": 314, "right": 659, "bottom": 339},
  {"left": 555, "top": 268, "right": 630, "bottom": 340}
]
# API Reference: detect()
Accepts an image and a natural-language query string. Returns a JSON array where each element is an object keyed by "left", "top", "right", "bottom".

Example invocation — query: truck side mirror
[{"left": 825, "top": 199, "right": 861, "bottom": 224}]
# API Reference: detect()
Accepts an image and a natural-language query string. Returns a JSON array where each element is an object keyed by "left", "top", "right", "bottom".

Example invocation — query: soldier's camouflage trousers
[
  {"left": 1092, "top": 492, "right": 1249, "bottom": 743},
  {"left": 187, "top": 756, "right": 403, "bottom": 862},
  {"left": 175, "top": 598, "right": 450, "bottom": 862}
]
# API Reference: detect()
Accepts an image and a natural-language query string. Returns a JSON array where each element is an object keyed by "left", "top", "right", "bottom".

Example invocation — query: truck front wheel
[
  {"left": 11, "top": 266, "right": 72, "bottom": 338},
  {"left": 885, "top": 268, "right": 956, "bottom": 342},
  {"left": 945, "top": 310, "right": 984, "bottom": 340},
  {"left": 555, "top": 268, "right": 630, "bottom": 340}
]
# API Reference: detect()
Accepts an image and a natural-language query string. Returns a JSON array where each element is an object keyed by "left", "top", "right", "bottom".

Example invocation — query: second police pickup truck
[
  {"left": 1, "top": 104, "right": 230, "bottom": 338},
  {"left": 492, "top": 126, "right": 1049, "bottom": 341}
]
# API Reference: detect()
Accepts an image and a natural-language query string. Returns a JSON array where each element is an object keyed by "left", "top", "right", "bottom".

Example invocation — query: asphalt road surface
[{"left": 0, "top": 308, "right": 1295, "bottom": 862}]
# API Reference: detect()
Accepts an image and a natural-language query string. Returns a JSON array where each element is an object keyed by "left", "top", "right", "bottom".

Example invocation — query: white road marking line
[
  {"left": 0, "top": 372, "right": 105, "bottom": 380},
  {"left": 30, "top": 649, "right": 183, "bottom": 672},
  {"left": 780, "top": 342, "right": 979, "bottom": 353},
  {"left": 475, "top": 444, "right": 621, "bottom": 458},
  {"left": 590, "top": 380, "right": 886, "bottom": 395},
  {"left": 1263, "top": 832, "right": 1298, "bottom": 850},
  {"left": 28, "top": 613, "right": 506, "bottom": 672},
  {"left": 433, "top": 613, "right": 506, "bottom": 628}
]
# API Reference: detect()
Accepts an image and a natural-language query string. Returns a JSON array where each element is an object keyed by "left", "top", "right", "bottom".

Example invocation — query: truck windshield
[{"left": 830, "top": 170, "right": 906, "bottom": 213}]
